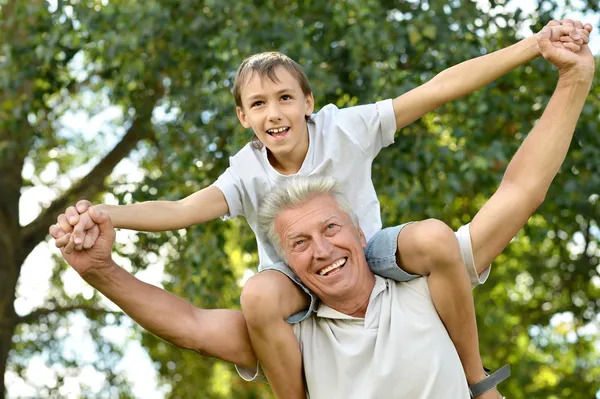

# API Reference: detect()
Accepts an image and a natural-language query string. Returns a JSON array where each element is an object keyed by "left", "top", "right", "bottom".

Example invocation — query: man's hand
[
  {"left": 537, "top": 21, "right": 595, "bottom": 82},
  {"left": 54, "top": 200, "right": 100, "bottom": 253},
  {"left": 49, "top": 206, "right": 115, "bottom": 276}
]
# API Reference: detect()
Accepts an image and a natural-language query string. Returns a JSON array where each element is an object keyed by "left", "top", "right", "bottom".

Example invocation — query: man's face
[
  {"left": 275, "top": 195, "right": 371, "bottom": 304},
  {"left": 236, "top": 67, "right": 314, "bottom": 160}
]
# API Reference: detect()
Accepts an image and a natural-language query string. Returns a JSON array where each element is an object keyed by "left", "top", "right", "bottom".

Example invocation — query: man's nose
[{"left": 313, "top": 236, "right": 333, "bottom": 259}]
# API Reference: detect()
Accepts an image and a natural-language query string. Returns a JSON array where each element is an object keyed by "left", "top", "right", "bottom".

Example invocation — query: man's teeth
[
  {"left": 318, "top": 258, "right": 347, "bottom": 276},
  {"left": 268, "top": 127, "right": 288, "bottom": 134}
]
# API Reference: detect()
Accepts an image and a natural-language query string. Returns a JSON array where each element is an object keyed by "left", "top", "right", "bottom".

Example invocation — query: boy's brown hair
[{"left": 233, "top": 51, "right": 313, "bottom": 109}]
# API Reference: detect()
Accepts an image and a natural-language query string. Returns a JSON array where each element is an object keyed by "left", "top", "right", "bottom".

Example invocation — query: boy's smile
[{"left": 236, "top": 66, "right": 314, "bottom": 174}]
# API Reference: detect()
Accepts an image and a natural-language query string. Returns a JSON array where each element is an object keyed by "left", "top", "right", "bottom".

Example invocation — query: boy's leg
[
  {"left": 368, "top": 220, "right": 501, "bottom": 399},
  {"left": 240, "top": 268, "right": 310, "bottom": 399}
]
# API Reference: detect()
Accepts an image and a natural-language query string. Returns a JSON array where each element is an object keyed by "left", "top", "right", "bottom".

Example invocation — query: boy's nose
[{"left": 267, "top": 104, "right": 283, "bottom": 121}]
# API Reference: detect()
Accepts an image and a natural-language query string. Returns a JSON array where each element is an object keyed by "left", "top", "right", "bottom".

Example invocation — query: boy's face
[{"left": 236, "top": 67, "right": 314, "bottom": 161}]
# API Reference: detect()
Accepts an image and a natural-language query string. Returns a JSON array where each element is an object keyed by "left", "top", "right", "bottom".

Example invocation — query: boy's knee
[
  {"left": 240, "top": 271, "right": 291, "bottom": 326},
  {"left": 403, "top": 219, "right": 461, "bottom": 274}
]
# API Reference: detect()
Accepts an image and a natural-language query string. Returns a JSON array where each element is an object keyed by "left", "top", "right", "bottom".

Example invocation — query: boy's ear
[
  {"left": 236, "top": 106, "right": 251, "bottom": 129},
  {"left": 305, "top": 93, "right": 315, "bottom": 117}
]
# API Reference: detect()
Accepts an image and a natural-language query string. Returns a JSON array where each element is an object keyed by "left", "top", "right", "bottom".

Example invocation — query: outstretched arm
[
  {"left": 50, "top": 207, "right": 257, "bottom": 369},
  {"left": 469, "top": 25, "right": 595, "bottom": 273},
  {"left": 56, "top": 185, "right": 229, "bottom": 253},
  {"left": 392, "top": 20, "right": 591, "bottom": 130}
]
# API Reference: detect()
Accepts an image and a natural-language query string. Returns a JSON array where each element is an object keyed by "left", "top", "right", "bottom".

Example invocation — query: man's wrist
[
  {"left": 80, "top": 260, "right": 121, "bottom": 289},
  {"left": 557, "top": 68, "right": 594, "bottom": 88}
]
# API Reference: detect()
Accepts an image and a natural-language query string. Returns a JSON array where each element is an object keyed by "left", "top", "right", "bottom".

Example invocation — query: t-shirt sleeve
[
  {"left": 235, "top": 362, "right": 267, "bottom": 383},
  {"left": 333, "top": 99, "right": 396, "bottom": 158},
  {"left": 455, "top": 224, "right": 491, "bottom": 288},
  {"left": 211, "top": 166, "right": 244, "bottom": 220}
]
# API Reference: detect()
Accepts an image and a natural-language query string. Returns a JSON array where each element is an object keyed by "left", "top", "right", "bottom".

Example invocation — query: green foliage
[{"left": 2, "top": 0, "right": 599, "bottom": 397}]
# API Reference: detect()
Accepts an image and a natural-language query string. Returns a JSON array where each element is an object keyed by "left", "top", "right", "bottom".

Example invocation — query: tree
[{"left": 1, "top": 0, "right": 598, "bottom": 397}]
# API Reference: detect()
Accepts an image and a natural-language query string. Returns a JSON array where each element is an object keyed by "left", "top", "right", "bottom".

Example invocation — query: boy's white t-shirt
[{"left": 213, "top": 100, "right": 397, "bottom": 269}]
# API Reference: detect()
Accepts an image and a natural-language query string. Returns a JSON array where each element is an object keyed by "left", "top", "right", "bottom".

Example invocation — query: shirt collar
[{"left": 315, "top": 275, "right": 388, "bottom": 320}]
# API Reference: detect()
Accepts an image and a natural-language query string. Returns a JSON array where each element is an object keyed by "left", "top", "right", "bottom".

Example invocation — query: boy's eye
[
  {"left": 281, "top": 95, "right": 291, "bottom": 101},
  {"left": 251, "top": 101, "right": 264, "bottom": 107}
]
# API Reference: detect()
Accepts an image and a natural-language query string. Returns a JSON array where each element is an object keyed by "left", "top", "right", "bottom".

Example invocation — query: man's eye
[
  {"left": 294, "top": 240, "right": 305, "bottom": 247},
  {"left": 327, "top": 223, "right": 336, "bottom": 229}
]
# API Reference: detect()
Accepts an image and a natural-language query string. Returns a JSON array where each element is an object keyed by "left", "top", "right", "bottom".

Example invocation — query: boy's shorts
[{"left": 260, "top": 223, "right": 417, "bottom": 323}]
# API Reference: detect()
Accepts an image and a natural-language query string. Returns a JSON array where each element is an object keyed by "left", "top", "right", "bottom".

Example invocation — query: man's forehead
[{"left": 276, "top": 197, "right": 346, "bottom": 236}]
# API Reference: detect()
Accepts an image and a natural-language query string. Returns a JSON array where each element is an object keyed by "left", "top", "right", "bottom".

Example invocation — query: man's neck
[{"left": 323, "top": 274, "right": 376, "bottom": 318}]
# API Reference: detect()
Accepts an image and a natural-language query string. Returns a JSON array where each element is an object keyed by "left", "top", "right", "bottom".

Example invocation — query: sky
[{"left": 8, "top": 0, "right": 600, "bottom": 397}]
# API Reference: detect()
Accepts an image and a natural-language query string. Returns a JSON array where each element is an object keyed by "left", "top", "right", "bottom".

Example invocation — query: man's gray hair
[{"left": 258, "top": 175, "right": 359, "bottom": 261}]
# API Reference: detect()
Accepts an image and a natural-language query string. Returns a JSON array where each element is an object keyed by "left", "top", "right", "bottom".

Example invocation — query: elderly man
[{"left": 51, "top": 25, "right": 594, "bottom": 399}]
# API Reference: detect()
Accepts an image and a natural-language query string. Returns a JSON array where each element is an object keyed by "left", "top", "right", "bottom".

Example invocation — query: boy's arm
[
  {"left": 392, "top": 21, "right": 590, "bottom": 130},
  {"left": 57, "top": 186, "right": 229, "bottom": 253},
  {"left": 468, "top": 27, "right": 594, "bottom": 273}
]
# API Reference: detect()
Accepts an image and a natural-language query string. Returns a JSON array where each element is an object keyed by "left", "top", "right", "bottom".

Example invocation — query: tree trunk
[{"left": 0, "top": 290, "right": 17, "bottom": 399}]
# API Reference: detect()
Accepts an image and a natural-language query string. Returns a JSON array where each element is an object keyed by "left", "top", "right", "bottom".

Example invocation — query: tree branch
[
  {"left": 20, "top": 85, "right": 164, "bottom": 262},
  {"left": 16, "top": 304, "right": 123, "bottom": 325}
]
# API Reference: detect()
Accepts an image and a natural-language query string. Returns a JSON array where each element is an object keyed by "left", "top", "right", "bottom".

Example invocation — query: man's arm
[
  {"left": 469, "top": 27, "right": 595, "bottom": 273},
  {"left": 392, "top": 21, "right": 591, "bottom": 131},
  {"left": 84, "top": 262, "right": 257, "bottom": 368},
  {"left": 50, "top": 206, "right": 257, "bottom": 369}
]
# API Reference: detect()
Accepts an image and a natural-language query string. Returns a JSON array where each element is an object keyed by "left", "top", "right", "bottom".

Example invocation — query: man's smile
[{"left": 317, "top": 257, "right": 347, "bottom": 276}]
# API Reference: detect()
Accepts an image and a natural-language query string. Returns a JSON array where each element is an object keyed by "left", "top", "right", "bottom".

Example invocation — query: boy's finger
[
  {"left": 560, "top": 18, "right": 574, "bottom": 27},
  {"left": 49, "top": 224, "right": 65, "bottom": 240},
  {"left": 574, "top": 20, "right": 584, "bottom": 29},
  {"left": 57, "top": 214, "right": 73, "bottom": 234},
  {"left": 547, "top": 20, "right": 560, "bottom": 27},
  {"left": 76, "top": 200, "right": 93, "bottom": 213},
  {"left": 561, "top": 35, "right": 583, "bottom": 46},
  {"left": 562, "top": 42, "right": 581, "bottom": 52},
  {"left": 65, "top": 206, "right": 80, "bottom": 226}
]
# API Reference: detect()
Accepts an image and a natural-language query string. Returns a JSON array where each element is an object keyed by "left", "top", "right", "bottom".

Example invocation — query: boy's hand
[
  {"left": 53, "top": 200, "right": 100, "bottom": 253},
  {"left": 50, "top": 206, "right": 116, "bottom": 276},
  {"left": 537, "top": 21, "right": 594, "bottom": 82},
  {"left": 541, "top": 19, "right": 592, "bottom": 50}
]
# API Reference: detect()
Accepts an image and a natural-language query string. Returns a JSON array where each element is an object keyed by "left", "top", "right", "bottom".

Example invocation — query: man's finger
[
  {"left": 63, "top": 234, "right": 76, "bottom": 254},
  {"left": 574, "top": 20, "right": 584, "bottom": 29},
  {"left": 82, "top": 225, "right": 100, "bottom": 249},
  {"left": 584, "top": 23, "right": 593, "bottom": 33},
  {"left": 548, "top": 20, "right": 560, "bottom": 27},
  {"left": 57, "top": 214, "right": 73, "bottom": 234},
  {"left": 76, "top": 200, "right": 93, "bottom": 214}
]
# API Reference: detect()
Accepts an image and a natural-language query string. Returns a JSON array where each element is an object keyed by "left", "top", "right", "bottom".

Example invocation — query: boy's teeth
[
  {"left": 268, "top": 127, "right": 288, "bottom": 133},
  {"left": 318, "top": 258, "right": 347, "bottom": 276}
]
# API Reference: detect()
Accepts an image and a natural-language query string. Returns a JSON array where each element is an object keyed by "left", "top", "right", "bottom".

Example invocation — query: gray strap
[{"left": 469, "top": 365, "right": 511, "bottom": 398}]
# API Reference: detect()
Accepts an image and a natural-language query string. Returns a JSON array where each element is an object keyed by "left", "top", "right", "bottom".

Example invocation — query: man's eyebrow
[{"left": 320, "top": 215, "right": 341, "bottom": 224}]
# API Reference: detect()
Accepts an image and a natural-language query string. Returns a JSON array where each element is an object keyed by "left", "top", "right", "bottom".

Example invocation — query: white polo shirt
[{"left": 293, "top": 276, "right": 469, "bottom": 399}]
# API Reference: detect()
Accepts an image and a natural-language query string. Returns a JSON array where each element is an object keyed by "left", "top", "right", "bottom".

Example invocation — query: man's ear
[
  {"left": 236, "top": 106, "right": 251, "bottom": 129},
  {"left": 305, "top": 92, "right": 315, "bottom": 117},
  {"left": 358, "top": 226, "right": 367, "bottom": 249}
]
